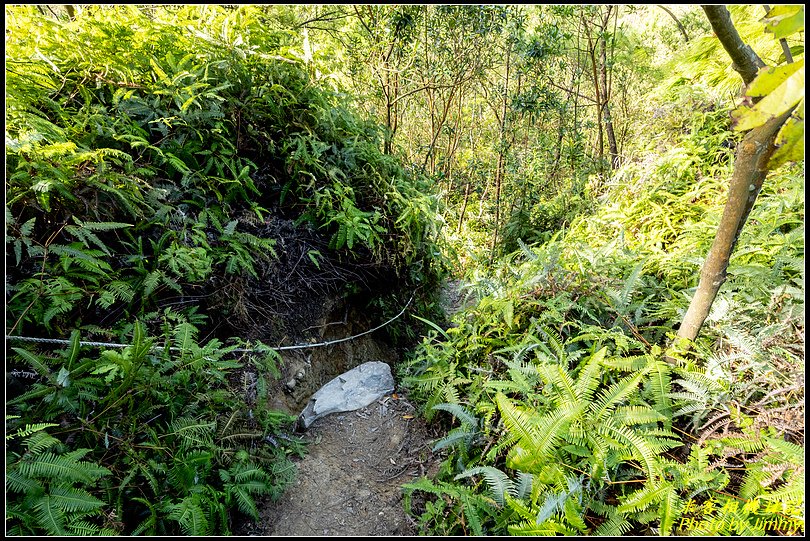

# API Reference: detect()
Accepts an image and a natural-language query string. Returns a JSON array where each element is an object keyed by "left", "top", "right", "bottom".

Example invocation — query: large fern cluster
[
  {"left": 6, "top": 321, "right": 302, "bottom": 535},
  {"left": 402, "top": 84, "right": 803, "bottom": 535},
  {"left": 6, "top": 428, "right": 116, "bottom": 536},
  {"left": 405, "top": 320, "right": 803, "bottom": 535},
  {"left": 5, "top": 4, "right": 442, "bottom": 341}
]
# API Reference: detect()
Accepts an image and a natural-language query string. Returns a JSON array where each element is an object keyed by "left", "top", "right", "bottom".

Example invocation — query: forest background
[{"left": 5, "top": 4, "right": 804, "bottom": 536}]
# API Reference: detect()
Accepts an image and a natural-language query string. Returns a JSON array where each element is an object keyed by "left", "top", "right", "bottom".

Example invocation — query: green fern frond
[
  {"left": 717, "top": 435, "right": 765, "bottom": 453},
  {"left": 142, "top": 269, "right": 163, "bottom": 298},
  {"left": 672, "top": 368, "right": 725, "bottom": 394},
  {"left": 96, "top": 280, "right": 135, "bottom": 309},
  {"left": 495, "top": 393, "right": 543, "bottom": 453},
  {"left": 166, "top": 495, "right": 210, "bottom": 536},
  {"left": 17, "top": 452, "right": 111, "bottom": 484},
  {"left": 620, "top": 260, "right": 648, "bottom": 309},
  {"left": 66, "top": 519, "right": 116, "bottom": 536},
  {"left": 617, "top": 481, "right": 672, "bottom": 514},
  {"left": 403, "top": 476, "right": 448, "bottom": 497},
  {"left": 647, "top": 360, "right": 672, "bottom": 421},
  {"left": 758, "top": 471, "right": 805, "bottom": 504},
  {"left": 612, "top": 406, "right": 666, "bottom": 426},
  {"left": 6, "top": 422, "right": 60, "bottom": 442},
  {"left": 658, "top": 488, "right": 682, "bottom": 536},
  {"left": 49, "top": 486, "right": 106, "bottom": 513},
  {"left": 537, "top": 325, "right": 566, "bottom": 363},
  {"left": 166, "top": 417, "right": 215, "bottom": 450},
  {"left": 504, "top": 492, "right": 535, "bottom": 521},
  {"left": 598, "top": 421, "right": 658, "bottom": 479},
  {"left": 562, "top": 493, "right": 588, "bottom": 532},
  {"left": 25, "top": 430, "right": 62, "bottom": 454},
  {"left": 455, "top": 466, "right": 515, "bottom": 507},
  {"left": 432, "top": 428, "right": 477, "bottom": 452},
  {"left": 230, "top": 485, "right": 261, "bottom": 519},
  {"left": 460, "top": 493, "right": 485, "bottom": 535},
  {"left": 500, "top": 397, "right": 580, "bottom": 472},
  {"left": 49, "top": 244, "right": 113, "bottom": 272},
  {"left": 173, "top": 322, "right": 199, "bottom": 355},
  {"left": 6, "top": 470, "right": 42, "bottom": 494},
  {"left": 510, "top": 519, "right": 577, "bottom": 535},
  {"left": 131, "top": 497, "right": 157, "bottom": 535},
  {"left": 12, "top": 347, "right": 52, "bottom": 379},
  {"left": 593, "top": 513, "right": 632, "bottom": 536},
  {"left": 33, "top": 495, "right": 66, "bottom": 535},
  {"left": 574, "top": 347, "right": 607, "bottom": 403},
  {"left": 590, "top": 368, "right": 649, "bottom": 423},
  {"left": 431, "top": 402, "right": 479, "bottom": 427},
  {"left": 537, "top": 364, "right": 579, "bottom": 405},
  {"left": 738, "top": 461, "right": 769, "bottom": 500},
  {"left": 442, "top": 384, "right": 462, "bottom": 405},
  {"left": 670, "top": 397, "right": 711, "bottom": 417},
  {"left": 232, "top": 464, "right": 272, "bottom": 485},
  {"left": 517, "top": 238, "right": 539, "bottom": 261},
  {"left": 601, "top": 355, "right": 650, "bottom": 372},
  {"left": 761, "top": 435, "right": 804, "bottom": 464}
]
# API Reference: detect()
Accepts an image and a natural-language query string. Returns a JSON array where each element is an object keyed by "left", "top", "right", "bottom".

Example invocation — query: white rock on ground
[{"left": 298, "top": 361, "right": 395, "bottom": 429}]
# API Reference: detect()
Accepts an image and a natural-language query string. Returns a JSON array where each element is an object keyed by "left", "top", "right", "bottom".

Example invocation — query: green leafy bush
[
  {"left": 402, "top": 88, "right": 803, "bottom": 535},
  {"left": 6, "top": 322, "right": 301, "bottom": 535},
  {"left": 6, "top": 5, "right": 443, "bottom": 535}
]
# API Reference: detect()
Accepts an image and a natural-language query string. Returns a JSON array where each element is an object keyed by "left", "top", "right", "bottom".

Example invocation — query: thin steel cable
[{"left": 6, "top": 294, "right": 414, "bottom": 354}]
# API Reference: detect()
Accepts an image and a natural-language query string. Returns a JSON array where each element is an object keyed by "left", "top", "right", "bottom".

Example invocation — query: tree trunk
[
  {"left": 594, "top": 6, "right": 620, "bottom": 171},
  {"left": 551, "top": 65, "right": 578, "bottom": 183},
  {"left": 457, "top": 180, "right": 471, "bottom": 233},
  {"left": 571, "top": 20, "right": 582, "bottom": 173},
  {"left": 600, "top": 29, "right": 620, "bottom": 171},
  {"left": 676, "top": 110, "right": 792, "bottom": 342},
  {"left": 584, "top": 20, "right": 604, "bottom": 172},
  {"left": 670, "top": 5, "right": 792, "bottom": 357},
  {"left": 490, "top": 41, "right": 511, "bottom": 260}
]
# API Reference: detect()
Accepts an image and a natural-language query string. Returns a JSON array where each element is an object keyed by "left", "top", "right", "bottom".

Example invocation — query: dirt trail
[
  {"left": 238, "top": 282, "right": 472, "bottom": 536},
  {"left": 240, "top": 391, "right": 440, "bottom": 536}
]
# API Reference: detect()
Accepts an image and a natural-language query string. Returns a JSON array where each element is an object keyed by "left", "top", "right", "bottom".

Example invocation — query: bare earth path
[
  {"left": 238, "top": 281, "right": 471, "bottom": 536},
  {"left": 240, "top": 392, "right": 440, "bottom": 536}
]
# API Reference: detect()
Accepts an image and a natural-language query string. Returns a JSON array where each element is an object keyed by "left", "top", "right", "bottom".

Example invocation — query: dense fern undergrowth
[
  {"left": 5, "top": 5, "right": 442, "bottom": 535},
  {"left": 401, "top": 94, "right": 804, "bottom": 536},
  {"left": 5, "top": 5, "right": 805, "bottom": 538}
]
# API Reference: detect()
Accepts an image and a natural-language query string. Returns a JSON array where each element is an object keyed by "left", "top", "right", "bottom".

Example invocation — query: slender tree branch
[
  {"left": 294, "top": 9, "right": 348, "bottom": 30},
  {"left": 545, "top": 79, "right": 598, "bottom": 103},
  {"left": 656, "top": 5, "right": 690, "bottom": 42},
  {"left": 701, "top": 5, "right": 765, "bottom": 85}
]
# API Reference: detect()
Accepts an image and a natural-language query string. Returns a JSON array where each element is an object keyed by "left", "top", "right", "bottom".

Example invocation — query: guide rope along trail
[{"left": 7, "top": 295, "right": 414, "bottom": 353}]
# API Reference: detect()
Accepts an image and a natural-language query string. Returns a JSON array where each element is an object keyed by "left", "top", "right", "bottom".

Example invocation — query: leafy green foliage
[
  {"left": 731, "top": 6, "right": 804, "bottom": 168},
  {"left": 6, "top": 426, "right": 115, "bottom": 536},
  {"left": 5, "top": 5, "right": 803, "bottom": 538},
  {"left": 6, "top": 322, "right": 301, "bottom": 536},
  {"left": 402, "top": 76, "right": 802, "bottom": 534},
  {"left": 6, "top": 4, "right": 441, "bottom": 340}
]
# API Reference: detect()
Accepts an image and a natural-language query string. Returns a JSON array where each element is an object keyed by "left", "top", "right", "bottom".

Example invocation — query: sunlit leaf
[
  {"left": 769, "top": 98, "right": 805, "bottom": 169},
  {"left": 761, "top": 5, "right": 804, "bottom": 40},
  {"left": 779, "top": 45, "right": 804, "bottom": 65},
  {"left": 745, "top": 60, "right": 804, "bottom": 98},
  {"left": 732, "top": 66, "right": 804, "bottom": 131}
]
